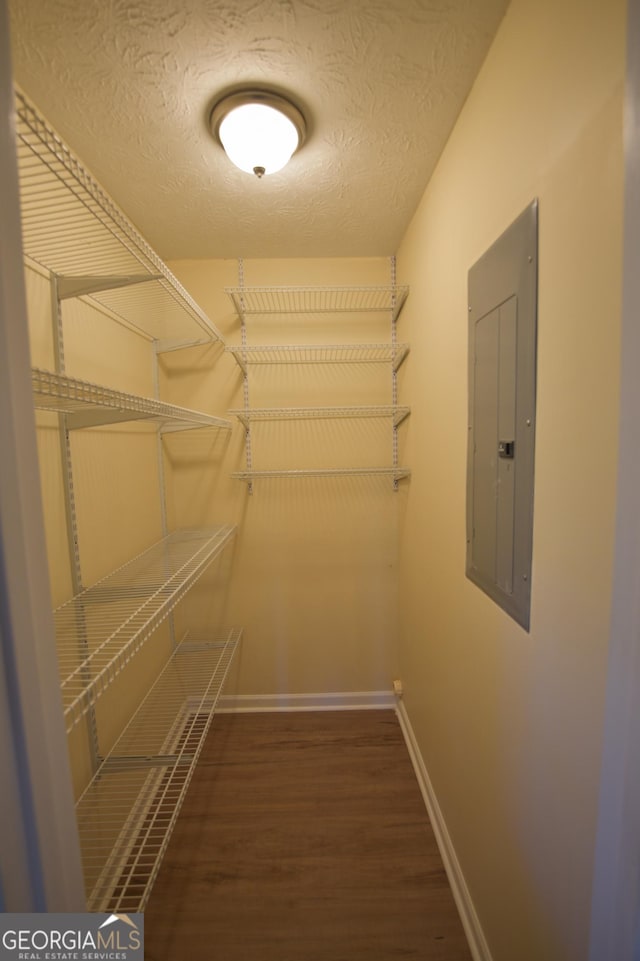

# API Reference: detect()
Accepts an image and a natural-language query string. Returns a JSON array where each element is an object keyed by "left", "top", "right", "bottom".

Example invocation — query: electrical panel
[{"left": 466, "top": 201, "right": 538, "bottom": 630}]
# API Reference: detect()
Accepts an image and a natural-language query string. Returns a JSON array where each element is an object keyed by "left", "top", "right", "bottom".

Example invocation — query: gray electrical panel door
[{"left": 466, "top": 201, "right": 538, "bottom": 630}]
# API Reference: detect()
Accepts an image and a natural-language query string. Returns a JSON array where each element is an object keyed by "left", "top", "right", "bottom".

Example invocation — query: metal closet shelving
[
  {"left": 225, "top": 282, "right": 411, "bottom": 487},
  {"left": 231, "top": 467, "right": 412, "bottom": 482},
  {"left": 228, "top": 404, "right": 411, "bottom": 429},
  {"left": 225, "top": 284, "right": 409, "bottom": 321},
  {"left": 226, "top": 341, "right": 410, "bottom": 372},
  {"left": 56, "top": 527, "right": 237, "bottom": 733},
  {"left": 76, "top": 627, "right": 241, "bottom": 913},
  {"left": 15, "top": 89, "right": 224, "bottom": 352},
  {"left": 15, "top": 89, "right": 240, "bottom": 912},
  {"left": 32, "top": 367, "right": 233, "bottom": 433}
]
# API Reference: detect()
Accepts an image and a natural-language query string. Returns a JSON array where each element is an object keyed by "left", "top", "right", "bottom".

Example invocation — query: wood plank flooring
[{"left": 144, "top": 710, "right": 472, "bottom": 961}]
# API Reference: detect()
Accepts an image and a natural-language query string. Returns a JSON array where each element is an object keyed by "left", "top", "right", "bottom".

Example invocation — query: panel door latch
[{"left": 498, "top": 440, "right": 514, "bottom": 459}]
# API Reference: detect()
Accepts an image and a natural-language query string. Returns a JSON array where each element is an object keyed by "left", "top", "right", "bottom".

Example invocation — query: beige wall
[
  {"left": 395, "top": 1, "right": 624, "bottom": 959},
  {"left": 163, "top": 256, "right": 401, "bottom": 699}
]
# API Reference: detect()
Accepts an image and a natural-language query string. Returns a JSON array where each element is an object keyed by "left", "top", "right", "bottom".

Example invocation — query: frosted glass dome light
[{"left": 210, "top": 91, "right": 306, "bottom": 178}]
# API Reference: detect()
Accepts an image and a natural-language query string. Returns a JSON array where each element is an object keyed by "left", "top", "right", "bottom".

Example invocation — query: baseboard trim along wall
[
  {"left": 394, "top": 699, "right": 493, "bottom": 961},
  {"left": 216, "top": 690, "right": 396, "bottom": 713}
]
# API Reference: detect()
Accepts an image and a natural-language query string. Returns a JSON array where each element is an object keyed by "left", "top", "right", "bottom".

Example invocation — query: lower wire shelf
[
  {"left": 231, "top": 466, "right": 411, "bottom": 482},
  {"left": 75, "top": 628, "right": 242, "bottom": 913},
  {"left": 56, "top": 527, "right": 236, "bottom": 733}
]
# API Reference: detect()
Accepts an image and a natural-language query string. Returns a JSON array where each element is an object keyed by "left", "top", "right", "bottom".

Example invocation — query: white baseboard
[
  {"left": 217, "top": 690, "right": 396, "bottom": 713},
  {"left": 395, "top": 700, "right": 493, "bottom": 961}
]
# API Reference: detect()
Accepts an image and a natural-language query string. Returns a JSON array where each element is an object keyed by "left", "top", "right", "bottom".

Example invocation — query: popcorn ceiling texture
[{"left": 9, "top": 0, "right": 507, "bottom": 259}]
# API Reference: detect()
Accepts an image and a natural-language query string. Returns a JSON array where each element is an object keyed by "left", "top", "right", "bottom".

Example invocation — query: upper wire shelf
[
  {"left": 226, "top": 343, "right": 409, "bottom": 374},
  {"left": 14, "top": 90, "right": 224, "bottom": 350},
  {"left": 32, "top": 367, "right": 232, "bottom": 433},
  {"left": 55, "top": 527, "right": 236, "bottom": 732},
  {"left": 225, "top": 285, "right": 409, "bottom": 323},
  {"left": 228, "top": 405, "right": 410, "bottom": 429},
  {"left": 76, "top": 628, "right": 241, "bottom": 912}
]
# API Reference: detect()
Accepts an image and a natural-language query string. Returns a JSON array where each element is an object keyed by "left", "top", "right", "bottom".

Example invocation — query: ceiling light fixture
[{"left": 210, "top": 90, "right": 306, "bottom": 179}]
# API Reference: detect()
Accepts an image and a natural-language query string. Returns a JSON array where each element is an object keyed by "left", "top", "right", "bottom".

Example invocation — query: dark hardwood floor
[{"left": 144, "top": 709, "right": 472, "bottom": 961}]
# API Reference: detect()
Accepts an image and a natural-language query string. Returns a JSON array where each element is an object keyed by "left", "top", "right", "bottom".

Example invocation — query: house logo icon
[
  {"left": 99, "top": 914, "right": 140, "bottom": 932},
  {"left": 95, "top": 913, "right": 143, "bottom": 954}
]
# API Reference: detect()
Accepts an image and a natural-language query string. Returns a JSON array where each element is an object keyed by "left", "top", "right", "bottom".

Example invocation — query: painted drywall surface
[
  {"left": 396, "top": 0, "right": 624, "bottom": 959},
  {"left": 162, "top": 256, "right": 401, "bottom": 697}
]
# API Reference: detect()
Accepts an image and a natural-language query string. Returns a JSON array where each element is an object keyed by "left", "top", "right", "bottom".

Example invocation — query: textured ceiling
[{"left": 8, "top": 0, "right": 507, "bottom": 260}]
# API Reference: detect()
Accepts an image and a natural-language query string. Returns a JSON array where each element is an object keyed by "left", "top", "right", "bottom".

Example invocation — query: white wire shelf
[
  {"left": 229, "top": 405, "right": 410, "bottom": 429},
  {"left": 76, "top": 628, "right": 241, "bottom": 912},
  {"left": 32, "top": 367, "right": 232, "bottom": 432},
  {"left": 14, "top": 90, "right": 224, "bottom": 350},
  {"left": 225, "top": 285, "right": 409, "bottom": 323},
  {"left": 231, "top": 467, "right": 411, "bottom": 482},
  {"left": 226, "top": 343, "right": 410, "bottom": 374},
  {"left": 55, "top": 527, "right": 236, "bottom": 732}
]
